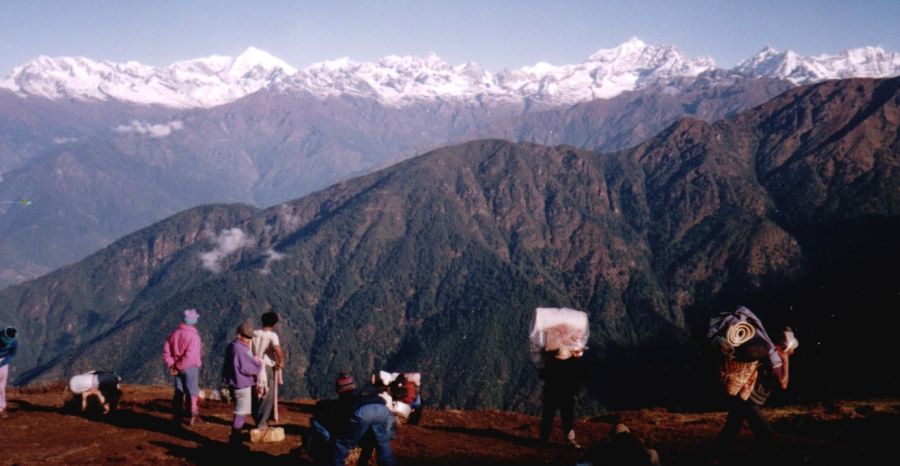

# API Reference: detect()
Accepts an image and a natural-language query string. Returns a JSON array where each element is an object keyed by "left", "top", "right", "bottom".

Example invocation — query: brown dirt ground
[{"left": 0, "top": 384, "right": 897, "bottom": 465}]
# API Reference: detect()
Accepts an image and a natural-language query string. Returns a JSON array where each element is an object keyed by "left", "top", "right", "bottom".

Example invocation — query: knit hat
[
  {"left": 237, "top": 319, "right": 255, "bottom": 338},
  {"left": 335, "top": 374, "right": 357, "bottom": 394},
  {"left": 183, "top": 309, "right": 200, "bottom": 325}
]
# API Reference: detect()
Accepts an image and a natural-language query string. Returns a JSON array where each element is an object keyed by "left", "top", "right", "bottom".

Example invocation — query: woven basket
[{"left": 721, "top": 357, "right": 759, "bottom": 400}]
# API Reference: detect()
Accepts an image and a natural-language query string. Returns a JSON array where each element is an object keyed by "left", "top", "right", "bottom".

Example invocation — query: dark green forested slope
[{"left": 2, "top": 77, "right": 897, "bottom": 413}]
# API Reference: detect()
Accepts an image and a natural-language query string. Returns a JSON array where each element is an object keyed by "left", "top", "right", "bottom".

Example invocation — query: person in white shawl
[{"left": 251, "top": 311, "right": 285, "bottom": 429}]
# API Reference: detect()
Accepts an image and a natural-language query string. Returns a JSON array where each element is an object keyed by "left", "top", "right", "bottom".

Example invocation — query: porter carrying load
[{"left": 708, "top": 306, "right": 785, "bottom": 399}]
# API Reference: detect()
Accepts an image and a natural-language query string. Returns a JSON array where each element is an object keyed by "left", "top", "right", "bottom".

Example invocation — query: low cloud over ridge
[
  {"left": 199, "top": 227, "right": 254, "bottom": 273},
  {"left": 114, "top": 120, "right": 184, "bottom": 138}
]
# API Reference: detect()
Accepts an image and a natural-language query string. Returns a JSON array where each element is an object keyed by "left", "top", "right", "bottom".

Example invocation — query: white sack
[
  {"left": 529, "top": 307, "right": 589, "bottom": 354},
  {"left": 69, "top": 372, "right": 99, "bottom": 394}
]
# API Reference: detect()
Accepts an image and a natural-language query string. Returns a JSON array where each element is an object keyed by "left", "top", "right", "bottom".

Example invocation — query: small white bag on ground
[
  {"left": 529, "top": 307, "right": 589, "bottom": 365},
  {"left": 250, "top": 426, "right": 285, "bottom": 443}
]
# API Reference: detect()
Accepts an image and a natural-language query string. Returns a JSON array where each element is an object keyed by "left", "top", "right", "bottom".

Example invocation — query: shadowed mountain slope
[{"left": 1, "top": 77, "right": 897, "bottom": 412}]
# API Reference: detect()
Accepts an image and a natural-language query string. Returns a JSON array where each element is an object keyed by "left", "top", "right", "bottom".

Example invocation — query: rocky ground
[{"left": 0, "top": 384, "right": 897, "bottom": 465}]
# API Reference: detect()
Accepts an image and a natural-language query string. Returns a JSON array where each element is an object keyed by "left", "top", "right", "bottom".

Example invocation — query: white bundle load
[
  {"left": 376, "top": 370, "right": 421, "bottom": 387},
  {"left": 68, "top": 371, "right": 121, "bottom": 394},
  {"left": 375, "top": 370, "right": 421, "bottom": 421},
  {"left": 69, "top": 373, "right": 98, "bottom": 395},
  {"left": 529, "top": 307, "right": 589, "bottom": 364},
  {"left": 377, "top": 370, "right": 398, "bottom": 386}
]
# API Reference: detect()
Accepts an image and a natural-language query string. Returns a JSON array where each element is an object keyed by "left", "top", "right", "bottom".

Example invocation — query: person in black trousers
[
  {"left": 539, "top": 347, "right": 585, "bottom": 448},
  {"left": 713, "top": 329, "right": 796, "bottom": 464}
]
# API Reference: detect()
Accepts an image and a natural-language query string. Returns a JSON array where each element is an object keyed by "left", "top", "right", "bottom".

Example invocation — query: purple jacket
[
  {"left": 222, "top": 339, "right": 261, "bottom": 389},
  {"left": 163, "top": 323, "right": 202, "bottom": 371}
]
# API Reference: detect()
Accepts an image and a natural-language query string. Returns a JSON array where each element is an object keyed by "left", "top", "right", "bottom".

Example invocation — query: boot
[{"left": 229, "top": 428, "right": 247, "bottom": 448}]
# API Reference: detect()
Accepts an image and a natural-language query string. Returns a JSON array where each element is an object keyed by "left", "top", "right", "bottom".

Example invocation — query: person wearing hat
[
  {"left": 0, "top": 326, "right": 18, "bottom": 418},
  {"left": 332, "top": 372, "right": 398, "bottom": 466},
  {"left": 222, "top": 319, "right": 263, "bottom": 447},
  {"left": 307, "top": 373, "right": 360, "bottom": 464},
  {"left": 163, "top": 309, "right": 203, "bottom": 426}
]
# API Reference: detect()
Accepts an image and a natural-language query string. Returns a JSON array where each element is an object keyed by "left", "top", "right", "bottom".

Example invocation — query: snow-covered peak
[
  {"left": 495, "top": 38, "right": 716, "bottom": 103},
  {"left": 2, "top": 40, "right": 899, "bottom": 108},
  {"left": 0, "top": 55, "right": 159, "bottom": 102},
  {"left": 587, "top": 36, "right": 648, "bottom": 62},
  {"left": 0, "top": 48, "right": 299, "bottom": 108},
  {"left": 226, "top": 46, "right": 296, "bottom": 80},
  {"left": 736, "top": 45, "right": 900, "bottom": 84},
  {"left": 287, "top": 53, "right": 497, "bottom": 104}
]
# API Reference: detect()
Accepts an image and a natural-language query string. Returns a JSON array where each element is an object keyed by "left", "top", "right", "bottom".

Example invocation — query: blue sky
[{"left": 1, "top": 0, "right": 898, "bottom": 75}]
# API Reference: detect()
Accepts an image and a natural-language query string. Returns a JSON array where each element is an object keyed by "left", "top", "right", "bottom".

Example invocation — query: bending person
[{"left": 332, "top": 376, "right": 396, "bottom": 466}]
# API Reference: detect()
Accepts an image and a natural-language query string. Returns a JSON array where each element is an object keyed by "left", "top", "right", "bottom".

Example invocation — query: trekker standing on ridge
[
  {"left": 163, "top": 309, "right": 202, "bottom": 426},
  {"left": 0, "top": 326, "right": 18, "bottom": 418},
  {"left": 529, "top": 307, "right": 589, "bottom": 448},
  {"left": 223, "top": 319, "right": 262, "bottom": 447},
  {"left": 539, "top": 344, "right": 585, "bottom": 448},
  {"left": 251, "top": 310, "right": 285, "bottom": 429},
  {"left": 710, "top": 306, "right": 798, "bottom": 463}
]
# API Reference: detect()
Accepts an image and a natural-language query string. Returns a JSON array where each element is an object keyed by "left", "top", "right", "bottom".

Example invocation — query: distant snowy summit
[
  {"left": 2, "top": 38, "right": 899, "bottom": 108},
  {"left": 0, "top": 47, "right": 296, "bottom": 108},
  {"left": 734, "top": 45, "right": 900, "bottom": 84}
]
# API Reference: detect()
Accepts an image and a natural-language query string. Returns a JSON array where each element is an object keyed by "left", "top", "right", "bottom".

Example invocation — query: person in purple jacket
[
  {"left": 163, "top": 309, "right": 202, "bottom": 426},
  {"left": 222, "top": 319, "right": 262, "bottom": 447}
]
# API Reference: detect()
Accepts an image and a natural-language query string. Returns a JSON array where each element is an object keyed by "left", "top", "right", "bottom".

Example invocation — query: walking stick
[{"left": 273, "top": 368, "right": 282, "bottom": 424}]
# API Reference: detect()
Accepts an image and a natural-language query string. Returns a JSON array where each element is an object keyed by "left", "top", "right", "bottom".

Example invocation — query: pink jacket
[{"left": 163, "top": 323, "right": 202, "bottom": 371}]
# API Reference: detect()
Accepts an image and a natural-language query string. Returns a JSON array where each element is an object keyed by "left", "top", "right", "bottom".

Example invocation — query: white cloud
[
  {"left": 199, "top": 227, "right": 254, "bottom": 273},
  {"left": 52, "top": 136, "right": 80, "bottom": 144},
  {"left": 259, "top": 247, "right": 286, "bottom": 275},
  {"left": 114, "top": 119, "right": 184, "bottom": 138}
]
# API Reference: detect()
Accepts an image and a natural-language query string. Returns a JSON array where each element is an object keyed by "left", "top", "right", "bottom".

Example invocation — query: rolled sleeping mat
[{"left": 725, "top": 321, "right": 756, "bottom": 347}]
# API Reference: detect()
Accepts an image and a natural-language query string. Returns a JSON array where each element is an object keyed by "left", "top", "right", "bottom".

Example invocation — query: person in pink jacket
[{"left": 163, "top": 308, "right": 202, "bottom": 426}]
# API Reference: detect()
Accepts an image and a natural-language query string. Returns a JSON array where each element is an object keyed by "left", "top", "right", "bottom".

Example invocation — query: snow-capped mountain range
[{"left": 2, "top": 38, "right": 898, "bottom": 108}]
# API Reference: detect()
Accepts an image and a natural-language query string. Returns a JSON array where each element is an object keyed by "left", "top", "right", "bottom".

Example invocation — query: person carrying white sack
[
  {"left": 529, "top": 307, "right": 588, "bottom": 448},
  {"left": 251, "top": 311, "right": 285, "bottom": 429}
]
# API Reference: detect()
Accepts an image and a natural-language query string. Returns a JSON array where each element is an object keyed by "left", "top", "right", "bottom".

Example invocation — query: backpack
[
  {"left": 390, "top": 375, "right": 418, "bottom": 404},
  {"left": 707, "top": 306, "right": 773, "bottom": 399}
]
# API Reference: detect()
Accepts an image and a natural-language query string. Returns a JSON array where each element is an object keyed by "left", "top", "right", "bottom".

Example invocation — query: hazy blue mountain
[{"left": 0, "top": 75, "right": 790, "bottom": 289}]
